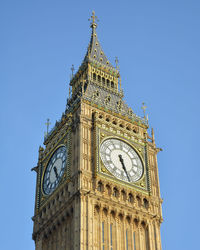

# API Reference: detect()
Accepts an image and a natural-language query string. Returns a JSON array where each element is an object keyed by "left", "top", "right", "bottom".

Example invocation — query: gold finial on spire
[
  {"left": 45, "top": 118, "right": 51, "bottom": 135},
  {"left": 115, "top": 57, "right": 120, "bottom": 71},
  {"left": 119, "top": 77, "right": 122, "bottom": 91},
  {"left": 89, "top": 10, "right": 98, "bottom": 29},
  {"left": 142, "top": 102, "right": 147, "bottom": 118},
  {"left": 151, "top": 127, "right": 155, "bottom": 144},
  {"left": 71, "top": 64, "right": 75, "bottom": 79},
  {"left": 115, "top": 57, "right": 121, "bottom": 91}
]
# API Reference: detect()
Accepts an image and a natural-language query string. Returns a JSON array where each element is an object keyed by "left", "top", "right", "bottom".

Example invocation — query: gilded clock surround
[
  {"left": 41, "top": 144, "right": 68, "bottom": 196},
  {"left": 97, "top": 133, "right": 147, "bottom": 189},
  {"left": 32, "top": 11, "right": 163, "bottom": 250},
  {"left": 37, "top": 126, "right": 72, "bottom": 208}
]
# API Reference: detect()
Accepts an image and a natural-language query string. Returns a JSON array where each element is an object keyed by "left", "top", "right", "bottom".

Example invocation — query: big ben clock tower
[{"left": 32, "top": 11, "right": 163, "bottom": 250}]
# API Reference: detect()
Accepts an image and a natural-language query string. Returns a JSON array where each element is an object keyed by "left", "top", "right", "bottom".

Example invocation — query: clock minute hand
[{"left": 118, "top": 155, "right": 130, "bottom": 182}]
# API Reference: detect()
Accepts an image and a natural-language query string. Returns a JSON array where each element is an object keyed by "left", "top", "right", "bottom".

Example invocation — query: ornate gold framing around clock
[
  {"left": 96, "top": 126, "right": 149, "bottom": 192},
  {"left": 37, "top": 126, "right": 72, "bottom": 209},
  {"left": 41, "top": 144, "right": 68, "bottom": 197}
]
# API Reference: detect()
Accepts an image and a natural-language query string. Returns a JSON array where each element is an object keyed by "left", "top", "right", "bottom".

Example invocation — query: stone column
[
  {"left": 138, "top": 226, "right": 143, "bottom": 250},
  {"left": 147, "top": 222, "right": 154, "bottom": 250},
  {"left": 35, "top": 236, "right": 43, "bottom": 250}
]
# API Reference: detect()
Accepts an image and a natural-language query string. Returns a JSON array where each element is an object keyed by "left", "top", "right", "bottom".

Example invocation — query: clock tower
[{"left": 32, "top": 11, "right": 163, "bottom": 250}]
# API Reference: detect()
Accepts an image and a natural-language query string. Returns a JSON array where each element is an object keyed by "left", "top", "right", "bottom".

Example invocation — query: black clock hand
[
  {"left": 53, "top": 166, "right": 58, "bottom": 179},
  {"left": 118, "top": 155, "right": 130, "bottom": 182}
]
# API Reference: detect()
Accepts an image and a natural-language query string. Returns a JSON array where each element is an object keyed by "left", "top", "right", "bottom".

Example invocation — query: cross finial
[
  {"left": 71, "top": 64, "right": 75, "bottom": 78},
  {"left": 45, "top": 118, "right": 51, "bottom": 134},
  {"left": 142, "top": 102, "right": 147, "bottom": 118},
  {"left": 89, "top": 11, "right": 98, "bottom": 29},
  {"left": 115, "top": 57, "right": 120, "bottom": 70}
]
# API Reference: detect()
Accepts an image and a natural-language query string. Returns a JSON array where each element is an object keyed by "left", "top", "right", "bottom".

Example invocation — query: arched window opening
[
  {"left": 111, "top": 210, "right": 116, "bottom": 218},
  {"left": 98, "top": 75, "right": 101, "bottom": 82},
  {"left": 119, "top": 213, "right": 123, "bottom": 222},
  {"left": 84, "top": 82, "right": 88, "bottom": 92},
  {"left": 113, "top": 187, "right": 119, "bottom": 197},
  {"left": 128, "top": 193, "right": 133, "bottom": 203},
  {"left": 121, "top": 190, "right": 127, "bottom": 202},
  {"left": 103, "top": 208, "right": 108, "bottom": 216},
  {"left": 106, "top": 184, "right": 111, "bottom": 196},
  {"left": 136, "top": 195, "right": 141, "bottom": 206},
  {"left": 94, "top": 205, "right": 100, "bottom": 214},
  {"left": 133, "top": 127, "right": 138, "bottom": 133},
  {"left": 112, "top": 120, "right": 117, "bottom": 125},
  {"left": 144, "top": 198, "right": 149, "bottom": 209},
  {"left": 126, "top": 216, "right": 131, "bottom": 224},
  {"left": 97, "top": 181, "right": 103, "bottom": 192}
]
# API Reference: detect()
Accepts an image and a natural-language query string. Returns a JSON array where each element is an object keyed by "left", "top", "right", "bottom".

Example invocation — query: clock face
[
  {"left": 100, "top": 138, "right": 143, "bottom": 183},
  {"left": 43, "top": 146, "right": 67, "bottom": 195}
]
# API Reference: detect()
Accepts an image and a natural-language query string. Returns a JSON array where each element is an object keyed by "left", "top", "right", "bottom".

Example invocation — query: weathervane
[
  {"left": 89, "top": 10, "right": 99, "bottom": 29},
  {"left": 45, "top": 118, "right": 51, "bottom": 135}
]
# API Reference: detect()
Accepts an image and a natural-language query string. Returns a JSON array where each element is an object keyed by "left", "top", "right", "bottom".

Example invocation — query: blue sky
[{"left": 1, "top": 1, "right": 200, "bottom": 249}]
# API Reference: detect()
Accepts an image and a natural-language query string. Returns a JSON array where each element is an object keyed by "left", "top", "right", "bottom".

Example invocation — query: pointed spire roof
[{"left": 84, "top": 11, "right": 117, "bottom": 72}]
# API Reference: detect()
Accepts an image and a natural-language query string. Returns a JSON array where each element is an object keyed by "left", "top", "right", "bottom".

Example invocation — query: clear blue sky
[{"left": 1, "top": 1, "right": 200, "bottom": 249}]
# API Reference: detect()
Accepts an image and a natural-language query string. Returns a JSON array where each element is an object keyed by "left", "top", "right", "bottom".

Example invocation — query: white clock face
[
  {"left": 43, "top": 146, "right": 67, "bottom": 195},
  {"left": 100, "top": 138, "right": 143, "bottom": 182}
]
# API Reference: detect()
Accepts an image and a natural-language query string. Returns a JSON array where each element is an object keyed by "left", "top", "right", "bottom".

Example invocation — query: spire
[{"left": 84, "top": 11, "right": 116, "bottom": 72}]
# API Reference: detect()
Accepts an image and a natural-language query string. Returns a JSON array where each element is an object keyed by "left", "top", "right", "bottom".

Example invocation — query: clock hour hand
[
  {"left": 118, "top": 155, "right": 130, "bottom": 182},
  {"left": 53, "top": 166, "right": 58, "bottom": 179}
]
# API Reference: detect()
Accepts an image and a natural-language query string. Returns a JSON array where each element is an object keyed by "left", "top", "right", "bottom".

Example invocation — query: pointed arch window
[
  {"left": 98, "top": 75, "right": 101, "bottom": 82},
  {"left": 143, "top": 198, "right": 149, "bottom": 209},
  {"left": 113, "top": 187, "right": 118, "bottom": 197},
  {"left": 97, "top": 181, "right": 103, "bottom": 192}
]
